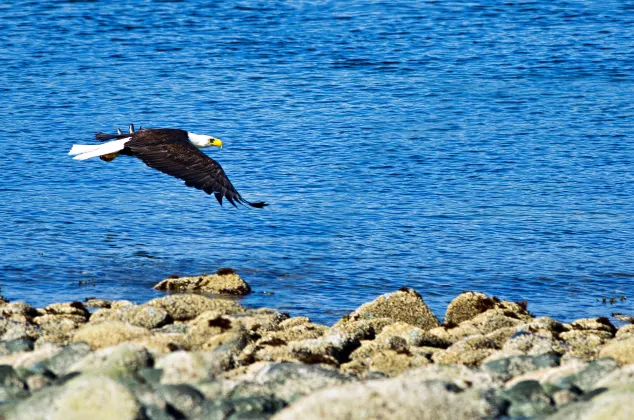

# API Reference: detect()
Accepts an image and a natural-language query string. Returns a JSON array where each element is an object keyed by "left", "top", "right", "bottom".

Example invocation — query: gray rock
[
  {"left": 545, "top": 384, "right": 634, "bottom": 420},
  {"left": 231, "top": 362, "right": 352, "bottom": 403},
  {"left": 1, "top": 339, "right": 35, "bottom": 354},
  {"left": 555, "top": 358, "right": 620, "bottom": 392},
  {"left": 44, "top": 342, "right": 93, "bottom": 376},
  {"left": 501, "top": 380, "right": 555, "bottom": 417},
  {"left": 157, "top": 351, "right": 231, "bottom": 384},
  {"left": 196, "top": 396, "right": 285, "bottom": 420},
  {"left": 143, "top": 404, "right": 176, "bottom": 420},
  {"left": 159, "top": 384, "right": 205, "bottom": 418},
  {"left": 483, "top": 354, "right": 561, "bottom": 379},
  {"left": 272, "top": 378, "right": 499, "bottom": 420},
  {"left": 5, "top": 375, "right": 141, "bottom": 420},
  {"left": 68, "top": 342, "right": 153, "bottom": 378}
]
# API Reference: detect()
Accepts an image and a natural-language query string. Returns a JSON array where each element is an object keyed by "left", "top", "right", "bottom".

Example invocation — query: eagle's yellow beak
[{"left": 210, "top": 138, "right": 223, "bottom": 148}]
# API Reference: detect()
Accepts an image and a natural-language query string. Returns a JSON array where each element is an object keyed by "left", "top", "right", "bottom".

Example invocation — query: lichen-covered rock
[
  {"left": 229, "top": 311, "right": 290, "bottom": 333},
  {"left": 444, "top": 293, "right": 533, "bottom": 327},
  {"left": 330, "top": 318, "right": 394, "bottom": 342},
  {"left": 83, "top": 298, "right": 112, "bottom": 309},
  {"left": 258, "top": 323, "right": 328, "bottom": 345},
  {"left": 146, "top": 294, "right": 245, "bottom": 321},
  {"left": 67, "top": 343, "right": 153, "bottom": 377},
  {"left": 344, "top": 288, "right": 440, "bottom": 331},
  {"left": 289, "top": 334, "right": 360, "bottom": 365},
  {"left": 72, "top": 320, "right": 151, "bottom": 349},
  {"left": 43, "top": 302, "right": 90, "bottom": 319},
  {"left": 89, "top": 305, "right": 172, "bottom": 330},
  {"left": 272, "top": 377, "right": 499, "bottom": 420},
  {"left": 156, "top": 350, "right": 232, "bottom": 384},
  {"left": 401, "top": 363, "right": 505, "bottom": 390},
  {"left": 0, "top": 319, "right": 39, "bottom": 342},
  {"left": 486, "top": 332, "right": 566, "bottom": 361},
  {"left": 444, "top": 292, "right": 498, "bottom": 326},
  {"left": 374, "top": 322, "right": 451, "bottom": 348},
  {"left": 593, "top": 363, "right": 634, "bottom": 389},
  {"left": 0, "top": 302, "right": 39, "bottom": 324},
  {"left": 344, "top": 344, "right": 429, "bottom": 377},
  {"left": 230, "top": 362, "right": 352, "bottom": 403},
  {"left": 615, "top": 324, "right": 634, "bottom": 339},
  {"left": 154, "top": 269, "right": 251, "bottom": 295},
  {"left": 599, "top": 336, "right": 634, "bottom": 365},
  {"left": 570, "top": 317, "right": 616, "bottom": 335},
  {"left": 33, "top": 315, "right": 87, "bottom": 344},
  {"left": 185, "top": 312, "right": 245, "bottom": 350},
  {"left": 53, "top": 375, "right": 141, "bottom": 420},
  {"left": 560, "top": 330, "right": 611, "bottom": 361},
  {"left": 432, "top": 335, "right": 498, "bottom": 366}
]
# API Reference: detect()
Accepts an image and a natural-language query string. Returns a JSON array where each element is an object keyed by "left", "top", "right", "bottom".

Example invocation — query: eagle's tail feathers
[
  {"left": 68, "top": 144, "right": 102, "bottom": 156},
  {"left": 72, "top": 139, "right": 129, "bottom": 161}
]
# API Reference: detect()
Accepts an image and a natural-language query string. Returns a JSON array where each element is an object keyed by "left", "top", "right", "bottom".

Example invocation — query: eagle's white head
[{"left": 188, "top": 132, "right": 223, "bottom": 149}]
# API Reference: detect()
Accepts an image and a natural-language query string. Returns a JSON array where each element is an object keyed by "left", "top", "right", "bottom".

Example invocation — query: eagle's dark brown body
[{"left": 94, "top": 128, "right": 267, "bottom": 208}]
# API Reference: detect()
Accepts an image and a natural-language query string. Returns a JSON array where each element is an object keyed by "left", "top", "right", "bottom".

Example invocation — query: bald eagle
[{"left": 68, "top": 125, "right": 267, "bottom": 208}]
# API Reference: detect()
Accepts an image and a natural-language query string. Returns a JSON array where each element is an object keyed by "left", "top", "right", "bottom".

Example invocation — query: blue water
[{"left": 1, "top": 1, "right": 633, "bottom": 325}]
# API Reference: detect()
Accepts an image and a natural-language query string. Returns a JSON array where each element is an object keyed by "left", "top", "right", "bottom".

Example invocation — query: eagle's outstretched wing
[{"left": 127, "top": 137, "right": 266, "bottom": 208}]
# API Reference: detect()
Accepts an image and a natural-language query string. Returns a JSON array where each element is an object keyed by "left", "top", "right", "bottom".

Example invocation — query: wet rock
[
  {"left": 501, "top": 380, "right": 555, "bottom": 417},
  {"left": 345, "top": 288, "right": 440, "bottom": 331},
  {"left": 90, "top": 305, "right": 172, "bottom": 330},
  {"left": 147, "top": 295, "right": 245, "bottom": 322},
  {"left": 272, "top": 377, "right": 499, "bottom": 420},
  {"left": 44, "top": 342, "right": 93, "bottom": 376},
  {"left": 599, "top": 336, "right": 634, "bottom": 365},
  {"left": 68, "top": 343, "right": 153, "bottom": 378},
  {"left": 483, "top": 354, "right": 561, "bottom": 379},
  {"left": 72, "top": 320, "right": 151, "bottom": 349},
  {"left": 154, "top": 269, "right": 251, "bottom": 296},
  {"left": 156, "top": 351, "right": 231, "bottom": 384},
  {"left": 158, "top": 384, "right": 205, "bottom": 418}
]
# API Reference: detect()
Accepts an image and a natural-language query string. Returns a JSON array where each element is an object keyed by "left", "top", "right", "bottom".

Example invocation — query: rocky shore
[{"left": 0, "top": 271, "right": 632, "bottom": 419}]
